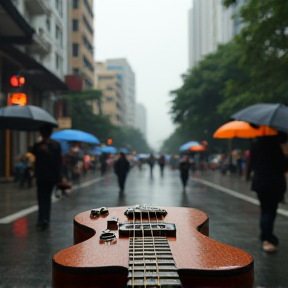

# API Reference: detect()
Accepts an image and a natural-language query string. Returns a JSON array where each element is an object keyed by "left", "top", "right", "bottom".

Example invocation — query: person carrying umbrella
[
  {"left": 32, "top": 124, "right": 62, "bottom": 231},
  {"left": 248, "top": 132, "right": 288, "bottom": 252}
]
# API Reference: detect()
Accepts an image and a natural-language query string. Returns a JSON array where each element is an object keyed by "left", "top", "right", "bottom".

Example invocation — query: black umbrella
[
  {"left": 231, "top": 103, "right": 288, "bottom": 134},
  {"left": 0, "top": 105, "right": 58, "bottom": 131}
]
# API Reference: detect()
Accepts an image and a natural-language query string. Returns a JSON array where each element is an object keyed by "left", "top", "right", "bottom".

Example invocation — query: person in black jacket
[
  {"left": 179, "top": 154, "right": 191, "bottom": 192},
  {"left": 33, "top": 124, "right": 62, "bottom": 231},
  {"left": 249, "top": 133, "right": 288, "bottom": 252},
  {"left": 114, "top": 152, "right": 130, "bottom": 192}
]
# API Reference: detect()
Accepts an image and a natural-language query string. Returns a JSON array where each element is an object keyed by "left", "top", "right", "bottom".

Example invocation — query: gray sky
[{"left": 93, "top": 0, "right": 192, "bottom": 150}]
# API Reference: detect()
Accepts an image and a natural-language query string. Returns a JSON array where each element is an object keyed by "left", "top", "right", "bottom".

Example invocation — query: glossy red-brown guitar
[{"left": 52, "top": 205, "right": 254, "bottom": 288}]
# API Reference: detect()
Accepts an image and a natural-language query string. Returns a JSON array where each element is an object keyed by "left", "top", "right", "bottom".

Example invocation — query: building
[
  {"left": 95, "top": 61, "right": 124, "bottom": 126},
  {"left": 70, "top": 0, "right": 95, "bottom": 89},
  {"left": 188, "top": 0, "right": 234, "bottom": 68},
  {"left": 135, "top": 103, "right": 147, "bottom": 139},
  {"left": 0, "top": 0, "right": 68, "bottom": 178},
  {"left": 106, "top": 59, "right": 136, "bottom": 127}
]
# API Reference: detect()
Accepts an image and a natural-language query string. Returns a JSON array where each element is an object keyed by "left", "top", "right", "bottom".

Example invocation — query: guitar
[{"left": 52, "top": 205, "right": 254, "bottom": 288}]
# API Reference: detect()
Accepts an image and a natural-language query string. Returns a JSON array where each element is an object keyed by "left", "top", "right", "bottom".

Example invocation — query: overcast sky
[{"left": 93, "top": 0, "right": 192, "bottom": 150}]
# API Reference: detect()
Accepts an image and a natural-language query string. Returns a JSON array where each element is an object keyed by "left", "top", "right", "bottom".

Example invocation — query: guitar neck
[{"left": 128, "top": 236, "right": 181, "bottom": 287}]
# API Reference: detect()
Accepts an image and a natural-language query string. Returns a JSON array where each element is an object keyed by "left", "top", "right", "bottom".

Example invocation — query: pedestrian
[
  {"left": 113, "top": 152, "right": 130, "bottom": 192},
  {"left": 248, "top": 133, "right": 288, "bottom": 252},
  {"left": 158, "top": 155, "right": 166, "bottom": 177},
  {"left": 179, "top": 154, "right": 191, "bottom": 191},
  {"left": 100, "top": 153, "right": 107, "bottom": 176},
  {"left": 32, "top": 124, "right": 62, "bottom": 231},
  {"left": 147, "top": 154, "right": 155, "bottom": 178}
]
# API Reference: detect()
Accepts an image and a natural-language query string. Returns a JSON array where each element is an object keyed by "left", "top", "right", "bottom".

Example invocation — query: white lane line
[
  {"left": 193, "top": 177, "right": 288, "bottom": 218},
  {"left": 0, "top": 177, "right": 103, "bottom": 224}
]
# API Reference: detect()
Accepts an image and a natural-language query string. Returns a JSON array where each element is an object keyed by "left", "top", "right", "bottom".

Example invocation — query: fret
[{"left": 129, "top": 237, "right": 181, "bottom": 288}]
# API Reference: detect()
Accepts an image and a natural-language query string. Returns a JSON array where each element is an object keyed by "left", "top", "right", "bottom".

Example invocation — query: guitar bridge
[{"left": 119, "top": 222, "right": 176, "bottom": 237}]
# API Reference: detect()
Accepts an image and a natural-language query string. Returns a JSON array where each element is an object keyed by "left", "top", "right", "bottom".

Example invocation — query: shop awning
[
  {"left": 0, "top": 0, "right": 35, "bottom": 44},
  {"left": 0, "top": 45, "right": 68, "bottom": 91}
]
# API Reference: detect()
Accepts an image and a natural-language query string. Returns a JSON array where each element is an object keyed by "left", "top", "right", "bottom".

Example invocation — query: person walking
[
  {"left": 147, "top": 154, "right": 155, "bottom": 178},
  {"left": 158, "top": 155, "right": 166, "bottom": 177},
  {"left": 33, "top": 124, "right": 62, "bottom": 231},
  {"left": 113, "top": 152, "right": 130, "bottom": 192},
  {"left": 248, "top": 133, "right": 288, "bottom": 252},
  {"left": 179, "top": 154, "right": 191, "bottom": 191}
]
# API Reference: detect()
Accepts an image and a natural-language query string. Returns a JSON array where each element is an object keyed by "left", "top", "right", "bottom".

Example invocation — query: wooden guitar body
[{"left": 52, "top": 206, "right": 253, "bottom": 288}]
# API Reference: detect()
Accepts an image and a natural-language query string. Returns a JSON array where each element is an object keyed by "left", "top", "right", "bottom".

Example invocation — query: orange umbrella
[
  {"left": 213, "top": 121, "right": 277, "bottom": 139},
  {"left": 189, "top": 145, "right": 206, "bottom": 152}
]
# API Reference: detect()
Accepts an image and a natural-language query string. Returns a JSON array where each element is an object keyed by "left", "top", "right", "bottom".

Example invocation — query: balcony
[
  {"left": 29, "top": 29, "right": 51, "bottom": 55},
  {"left": 25, "top": 0, "right": 51, "bottom": 15}
]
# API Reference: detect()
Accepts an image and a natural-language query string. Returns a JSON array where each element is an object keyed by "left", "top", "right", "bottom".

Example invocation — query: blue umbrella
[
  {"left": 179, "top": 141, "right": 201, "bottom": 151},
  {"left": 119, "top": 148, "right": 129, "bottom": 154},
  {"left": 51, "top": 129, "right": 100, "bottom": 144},
  {"left": 101, "top": 146, "right": 118, "bottom": 153},
  {"left": 92, "top": 146, "right": 101, "bottom": 155}
]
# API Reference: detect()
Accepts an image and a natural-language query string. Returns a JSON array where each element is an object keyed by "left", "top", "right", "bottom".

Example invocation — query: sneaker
[{"left": 262, "top": 241, "right": 277, "bottom": 253}]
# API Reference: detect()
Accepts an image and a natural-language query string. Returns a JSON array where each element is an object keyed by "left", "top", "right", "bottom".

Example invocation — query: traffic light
[
  {"left": 11, "top": 93, "right": 27, "bottom": 106},
  {"left": 10, "top": 75, "right": 25, "bottom": 87},
  {"left": 107, "top": 139, "right": 113, "bottom": 145}
]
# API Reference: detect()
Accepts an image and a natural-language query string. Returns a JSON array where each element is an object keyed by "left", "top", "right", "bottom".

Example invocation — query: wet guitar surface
[{"left": 52, "top": 205, "right": 254, "bottom": 288}]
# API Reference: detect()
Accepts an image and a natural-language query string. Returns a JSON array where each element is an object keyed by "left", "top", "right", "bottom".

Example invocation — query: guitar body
[{"left": 52, "top": 206, "right": 253, "bottom": 288}]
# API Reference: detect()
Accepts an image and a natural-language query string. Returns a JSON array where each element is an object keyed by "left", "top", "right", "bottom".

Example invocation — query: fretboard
[{"left": 127, "top": 237, "right": 182, "bottom": 287}]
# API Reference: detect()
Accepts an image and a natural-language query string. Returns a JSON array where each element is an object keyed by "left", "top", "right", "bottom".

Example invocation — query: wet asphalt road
[{"left": 0, "top": 165, "right": 287, "bottom": 288}]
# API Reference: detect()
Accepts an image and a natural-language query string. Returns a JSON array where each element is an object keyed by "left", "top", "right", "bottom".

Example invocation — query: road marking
[
  {"left": 0, "top": 177, "right": 103, "bottom": 224},
  {"left": 193, "top": 177, "right": 288, "bottom": 218}
]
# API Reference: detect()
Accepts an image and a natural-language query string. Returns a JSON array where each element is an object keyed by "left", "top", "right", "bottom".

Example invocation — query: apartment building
[
  {"left": 70, "top": 0, "right": 95, "bottom": 89},
  {"left": 188, "top": 0, "right": 234, "bottom": 68},
  {"left": 95, "top": 62, "right": 124, "bottom": 126},
  {"left": 106, "top": 58, "right": 136, "bottom": 127}
]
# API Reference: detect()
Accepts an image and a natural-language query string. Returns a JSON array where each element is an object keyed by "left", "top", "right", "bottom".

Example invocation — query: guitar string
[{"left": 148, "top": 207, "right": 160, "bottom": 286}]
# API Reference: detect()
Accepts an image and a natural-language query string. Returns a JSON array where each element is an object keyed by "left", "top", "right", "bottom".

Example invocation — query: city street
[{"left": 0, "top": 166, "right": 288, "bottom": 288}]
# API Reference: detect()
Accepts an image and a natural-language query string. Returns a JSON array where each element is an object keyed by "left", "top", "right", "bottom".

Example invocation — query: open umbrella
[
  {"left": 189, "top": 145, "right": 206, "bottom": 152},
  {"left": 231, "top": 103, "right": 288, "bottom": 134},
  {"left": 0, "top": 105, "right": 58, "bottom": 131},
  {"left": 179, "top": 141, "right": 201, "bottom": 151},
  {"left": 213, "top": 121, "right": 278, "bottom": 139},
  {"left": 101, "top": 146, "right": 118, "bottom": 153},
  {"left": 51, "top": 129, "right": 100, "bottom": 144}
]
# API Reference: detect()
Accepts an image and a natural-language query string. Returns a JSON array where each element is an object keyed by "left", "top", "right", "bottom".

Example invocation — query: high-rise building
[
  {"left": 70, "top": 0, "right": 95, "bottom": 89},
  {"left": 12, "top": 0, "right": 69, "bottom": 82},
  {"left": 188, "top": 0, "right": 234, "bottom": 68},
  {"left": 95, "top": 61, "right": 124, "bottom": 126},
  {"left": 135, "top": 103, "right": 147, "bottom": 140},
  {"left": 106, "top": 59, "right": 136, "bottom": 127}
]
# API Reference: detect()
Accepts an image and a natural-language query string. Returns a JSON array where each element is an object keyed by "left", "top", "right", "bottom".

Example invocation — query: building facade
[
  {"left": 70, "top": 0, "right": 95, "bottom": 89},
  {"left": 95, "top": 61, "right": 124, "bottom": 126},
  {"left": 188, "top": 0, "right": 234, "bottom": 68},
  {"left": 0, "top": 0, "right": 68, "bottom": 178},
  {"left": 135, "top": 103, "right": 147, "bottom": 140},
  {"left": 106, "top": 58, "right": 136, "bottom": 127}
]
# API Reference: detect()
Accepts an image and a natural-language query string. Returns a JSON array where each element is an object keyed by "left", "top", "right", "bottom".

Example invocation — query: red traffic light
[
  {"left": 107, "top": 139, "right": 113, "bottom": 145},
  {"left": 10, "top": 75, "right": 25, "bottom": 87}
]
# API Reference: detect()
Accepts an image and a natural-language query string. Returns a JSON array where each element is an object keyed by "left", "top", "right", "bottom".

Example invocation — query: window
[
  {"left": 46, "top": 17, "right": 50, "bottom": 31},
  {"left": 72, "top": 43, "right": 79, "bottom": 57},
  {"left": 55, "top": 25, "right": 62, "bottom": 47},
  {"left": 72, "top": 19, "right": 79, "bottom": 31},
  {"left": 73, "top": 68, "right": 79, "bottom": 74},
  {"left": 82, "top": 15, "right": 93, "bottom": 35},
  {"left": 84, "top": 0, "right": 93, "bottom": 18},
  {"left": 56, "top": 54, "right": 62, "bottom": 70},
  {"left": 73, "top": 0, "right": 79, "bottom": 9}
]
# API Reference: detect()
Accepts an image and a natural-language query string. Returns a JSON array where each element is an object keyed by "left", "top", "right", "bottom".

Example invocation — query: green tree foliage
[
  {"left": 221, "top": 0, "right": 288, "bottom": 110},
  {"left": 168, "top": 41, "right": 246, "bottom": 152},
  {"left": 111, "top": 126, "right": 153, "bottom": 154},
  {"left": 62, "top": 90, "right": 152, "bottom": 153}
]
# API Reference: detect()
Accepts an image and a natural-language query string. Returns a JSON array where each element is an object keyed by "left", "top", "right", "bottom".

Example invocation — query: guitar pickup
[{"left": 119, "top": 222, "right": 176, "bottom": 237}]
